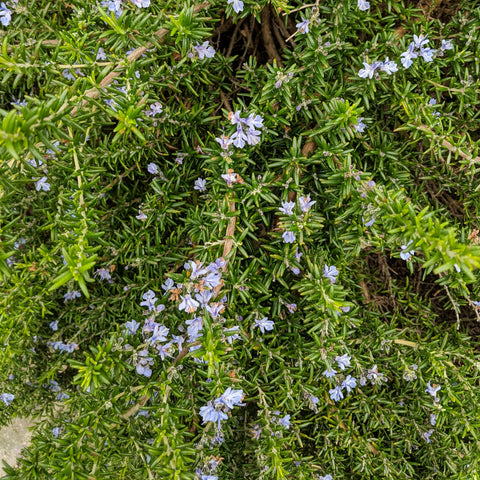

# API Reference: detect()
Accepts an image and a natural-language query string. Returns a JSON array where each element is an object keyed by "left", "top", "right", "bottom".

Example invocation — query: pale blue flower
[
  {"left": 430, "top": 413, "right": 437, "bottom": 426},
  {"left": 420, "top": 47, "right": 435, "bottom": 62},
  {"left": 299, "top": 194, "right": 316, "bottom": 213},
  {"left": 147, "top": 162, "right": 159, "bottom": 174},
  {"left": 323, "top": 367, "right": 337, "bottom": 378},
  {"left": 400, "top": 240, "right": 414, "bottom": 260},
  {"left": 329, "top": 385, "right": 344, "bottom": 402},
  {"left": 357, "top": 0, "right": 370, "bottom": 10},
  {"left": 380, "top": 58, "right": 398, "bottom": 75},
  {"left": 282, "top": 231, "right": 296, "bottom": 243},
  {"left": 353, "top": 117, "right": 367, "bottom": 133},
  {"left": 125, "top": 319, "right": 140, "bottom": 335},
  {"left": 441, "top": 39, "right": 453, "bottom": 51},
  {"left": 342, "top": 375, "right": 357, "bottom": 392},
  {"left": 194, "top": 41, "right": 215, "bottom": 60},
  {"left": 279, "top": 414, "right": 291, "bottom": 429},
  {"left": 279, "top": 201, "right": 295, "bottom": 215},
  {"left": 335, "top": 354, "right": 351, "bottom": 370},
  {"left": 36, "top": 176, "right": 51, "bottom": 192},
  {"left": 400, "top": 42, "right": 418, "bottom": 68},
  {"left": 0, "top": 393, "right": 14, "bottom": 406},
  {"left": 255, "top": 317, "right": 275, "bottom": 333},
  {"left": 194, "top": 178, "right": 207, "bottom": 192},
  {"left": 161, "top": 277, "right": 174, "bottom": 293},
  {"left": 323, "top": 265, "right": 339, "bottom": 283},
  {"left": 227, "top": 0, "right": 244, "bottom": 13},
  {"left": 0, "top": 2, "right": 12, "bottom": 26},
  {"left": 215, "top": 387, "right": 244, "bottom": 409},
  {"left": 358, "top": 61, "right": 379, "bottom": 79},
  {"left": 50, "top": 320, "right": 58, "bottom": 331},
  {"left": 413, "top": 34, "right": 429, "bottom": 49},
  {"left": 422, "top": 429, "right": 434, "bottom": 443},
  {"left": 178, "top": 294, "right": 200, "bottom": 313},
  {"left": 95, "top": 268, "right": 111, "bottom": 281},
  {"left": 130, "top": 0, "right": 150, "bottom": 7},
  {"left": 96, "top": 47, "right": 106, "bottom": 61},
  {"left": 64, "top": 290, "right": 81, "bottom": 302},
  {"left": 425, "top": 381, "right": 441, "bottom": 398},
  {"left": 296, "top": 19, "right": 310, "bottom": 34}
]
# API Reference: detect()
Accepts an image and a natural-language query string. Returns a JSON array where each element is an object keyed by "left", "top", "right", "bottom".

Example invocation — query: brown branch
[
  {"left": 417, "top": 124, "right": 480, "bottom": 164},
  {"left": 260, "top": 5, "right": 283, "bottom": 66}
]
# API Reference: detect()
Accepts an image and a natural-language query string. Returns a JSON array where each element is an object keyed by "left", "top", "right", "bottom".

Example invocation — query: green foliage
[{"left": 1, "top": 0, "right": 480, "bottom": 479}]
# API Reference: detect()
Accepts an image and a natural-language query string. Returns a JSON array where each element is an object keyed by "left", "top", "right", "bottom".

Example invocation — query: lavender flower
[
  {"left": 400, "top": 42, "right": 418, "bottom": 69},
  {"left": 0, "top": 393, "right": 14, "bottom": 406},
  {"left": 353, "top": 117, "right": 367, "bottom": 133},
  {"left": 335, "top": 354, "right": 351, "bottom": 370},
  {"left": 227, "top": 0, "right": 244, "bottom": 13},
  {"left": 323, "top": 265, "right": 339, "bottom": 283},
  {"left": 194, "top": 178, "right": 207, "bottom": 192},
  {"left": 400, "top": 240, "right": 415, "bottom": 260},
  {"left": 296, "top": 19, "right": 310, "bottom": 34},
  {"left": 178, "top": 295, "right": 200, "bottom": 314},
  {"left": 36, "top": 177, "right": 51, "bottom": 192},
  {"left": 342, "top": 375, "right": 357, "bottom": 392},
  {"left": 357, "top": 0, "right": 370, "bottom": 10},
  {"left": 323, "top": 367, "right": 337, "bottom": 378},
  {"left": 358, "top": 61, "right": 379, "bottom": 79},
  {"left": 425, "top": 381, "right": 441, "bottom": 398},
  {"left": 255, "top": 317, "right": 275, "bottom": 333},
  {"left": 282, "top": 231, "right": 296, "bottom": 243},
  {"left": 279, "top": 201, "right": 295, "bottom": 215},
  {"left": 299, "top": 194, "right": 316, "bottom": 213},
  {"left": 329, "top": 385, "right": 344, "bottom": 402},
  {"left": 64, "top": 290, "right": 81, "bottom": 302},
  {"left": 125, "top": 319, "right": 140, "bottom": 335},
  {"left": 0, "top": 2, "right": 11, "bottom": 26},
  {"left": 194, "top": 41, "right": 216, "bottom": 60}
]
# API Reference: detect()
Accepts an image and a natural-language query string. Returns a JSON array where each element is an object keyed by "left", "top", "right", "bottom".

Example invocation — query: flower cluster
[
  {"left": 48, "top": 340, "right": 78, "bottom": 353},
  {"left": 199, "top": 387, "right": 245, "bottom": 429},
  {"left": 0, "top": 392, "right": 14, "bottom": 406},
  {"left": 225, "top": 110, "right": 264, "bottom": 149}
]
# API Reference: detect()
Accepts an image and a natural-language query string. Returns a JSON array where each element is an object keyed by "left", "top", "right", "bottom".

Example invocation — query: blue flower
[
  {"left": 441, "top": 39, "right": 453, "bottom": 51},
  {"left": 178, "top": 294, "right": 200, "bottom": 313},
  {"left": 95, "top": 268, "right": 112, "bottom": 281},
  {"left": 425, "top": 381, "right": 441, "bottom": 398},
  {"left": 279, "top": 414, "right": 291, "bottom": 429},
  {"left": 420, "top": 47, "right": 435, "bottom": 62},
  {"left": 422, "top": 429, "right": 434, "bottom": 443},
  {"left": 323, "top": 265, "right": 339, "bottom": 283},
  {"left": 323, "top": 368, "right": 337, "bottom": 378},
  {"left": 130, "top": 0, "right": 150, "bottom": 7},
  {"left": 400, "top": 240, "right": 415, "bottom": 260},
  {"left": 357, "top": 0, "right": 370, "bottom": 10},
  {"left": 147, "top": 162, "right": 159, "bottom": 174},
  {"left": 0, "top": 393, "right": 14, "bottom": 406},
  {"left": 140, "top": 289, "right": 157, "bottom": 310},
  {"left": 335, "top": 354, "right": 351, "bottom": 371},
  {"left": 353, "top": 117, "right": 367, "bottom": 133},
  {"left": 279, "top": 201, "right": 295, "bottom": 215},
  {"left": 379, "top": 58, "right": 398, "bottom": 75},
  {"left": 0, "top": 3, "right": 11, "bottom": 26},
  {"left": 199, "top": 403, "right": 228, "bottom": 428},
  {"left": 49, "top": 320, "right": 58, "bottom": 331},
  {"left": 36, "top": 176, "right": 51, "bottom": 192},
  {"left": 255, "top": 317, "right": 275, "bottom": 333},
  {"left": 342, "top": 375, "right": 357, "bottom": 393},
  {"left": 329, "top": 385, "right": 344, "bottom": 402},
  {"left": 430, "top": 413, "right": 437, "bottom": 426},
  {"left": 194, "top": 178, "right": 207, "bottom": 192},
  {"left": 413, "top": 34, "right": 429, "bottom": 49},
  {"left": 320, "top": 475, "right": 333, "bottom": 480},
  {"left": 194, "top": 41, "right": 216, "bottom": 60},
  {"left": 64, "top": 290, "right": 81, "bottom": 302},
  {"left": 282, "top": 231, "right": 296, "bottom": 243},
  {"left": 215, "top": 387, "right": 245, "bottom": 409},
  {"left": 52, "top": 427, "right": 62, "bottom": 438},
  {"left": 227, "top": 0, "right": 244, "bottom": 13},
  {"left": 358, "top": 61, "right": 379, "bottom": 79},
  {"left": 299, "top": 195, "right": 316, "bottom": 213},
  {"left": 125, "top": 319, "right": 140, "bottom": 335},
  {"left": 96, "top": 47, "right": 107, "bottom": 61},
  {"left": 400, "top": 42, "right": 418, "bottom": 68},
  {"left": 296, "top": 19, "right": 310, "bottom": 34}
]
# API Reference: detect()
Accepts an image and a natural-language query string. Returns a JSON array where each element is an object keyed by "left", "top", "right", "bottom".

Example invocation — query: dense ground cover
[{"left": 1, "top": 0, "right": 480, "bottom": 478}]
